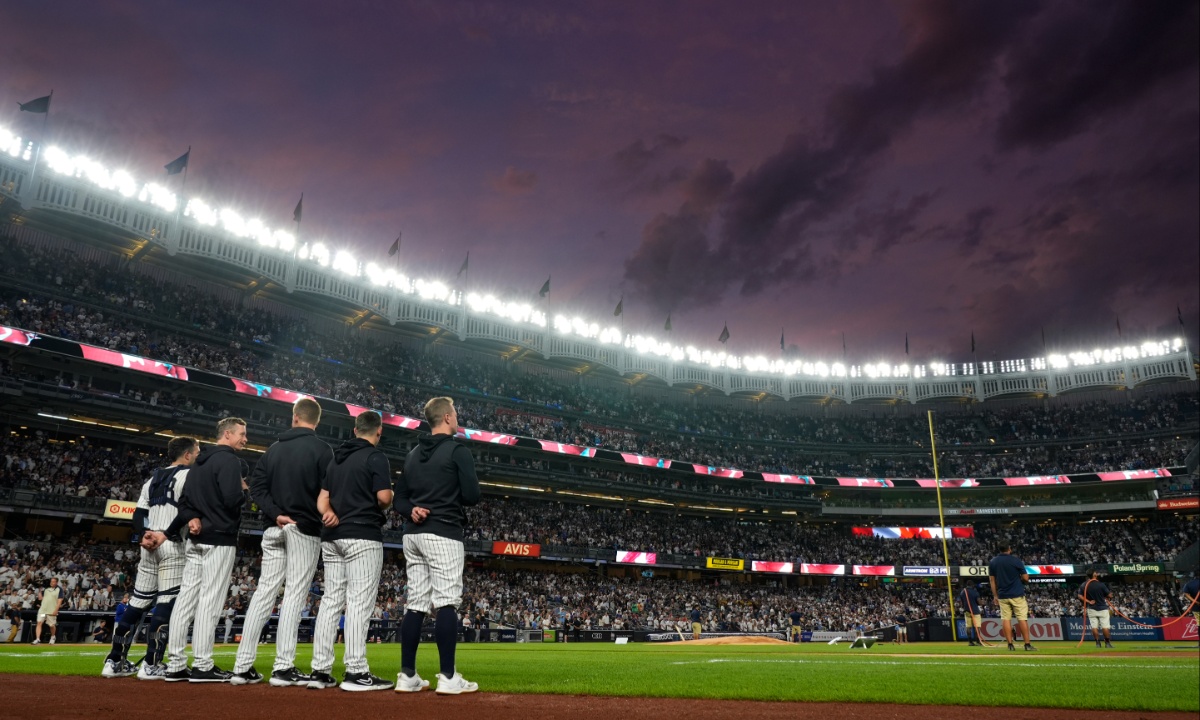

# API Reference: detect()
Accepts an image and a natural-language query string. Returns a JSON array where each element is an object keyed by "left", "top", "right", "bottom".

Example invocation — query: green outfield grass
[{"left": 1, "top": 641, "right": 1197, "bottom": 711}]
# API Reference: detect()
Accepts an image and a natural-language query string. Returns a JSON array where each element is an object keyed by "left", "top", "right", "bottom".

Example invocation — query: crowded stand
[
  {"left": 1, "top": 244, "right": 1195, "bottom": 483},
  {"left": 1, "top": 535, "right": 1189, "bottom": 638}
]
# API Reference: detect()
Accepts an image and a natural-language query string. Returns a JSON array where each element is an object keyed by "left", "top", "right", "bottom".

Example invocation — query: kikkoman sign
[{"left": 1107, "top": 563, "right": 1164, "bottom": 574}]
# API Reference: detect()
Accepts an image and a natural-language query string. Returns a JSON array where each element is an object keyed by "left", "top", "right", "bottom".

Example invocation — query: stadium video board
[{"left": 852, "top": 527, "right": 975, "bottom": 539}]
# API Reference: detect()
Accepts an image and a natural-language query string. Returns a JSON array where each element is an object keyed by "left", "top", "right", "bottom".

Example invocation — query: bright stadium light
[
  {"left": 0, "top": 126, "right": 22, "bottom": 158},
  {"left": 310, "top": 242, "right": 330, "bottom": 267},
  {"left": 185, "top": 198, "right": 218, "bottom": 226},
  {"left": 274, "top": 230, "right": 295, "bottom": 252},
  {"left": 137, "top": 183, "right": 177, "bottom": 212},
  {"left": 333, "top": 250, "right": 358, "bottom": 275}
]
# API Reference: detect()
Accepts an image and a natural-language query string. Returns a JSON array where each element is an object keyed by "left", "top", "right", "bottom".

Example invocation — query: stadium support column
[{"left": 928, "top": 410, "right": 958, "bottom": 643}]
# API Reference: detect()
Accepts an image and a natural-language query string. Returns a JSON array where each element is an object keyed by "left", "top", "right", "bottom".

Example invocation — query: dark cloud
[
  {"left": 611, "top": 133, "right": 688, "bottom": 181},
  {"left": 495, "top": 166, "right": 538, "bottom": 194},
  {"left": 845, "top": 192, "right": 937, "bottom": 253},
  {"left": 997, "top": 0, "right": 1200, "bottom": 151},
  {"left": 957, "top": 206, "right": 996, "bottom": 254},
  {"left": 623, "top": 0, "right": 1043, "bottom": 309}
]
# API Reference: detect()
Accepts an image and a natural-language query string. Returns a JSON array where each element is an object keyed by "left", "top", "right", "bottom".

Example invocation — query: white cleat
[
  {"left": 434, "top": 672, "right": 478, "bottom": 695},
  {"left": 395, "top": 672, "right": 430, "bottom": 692}
]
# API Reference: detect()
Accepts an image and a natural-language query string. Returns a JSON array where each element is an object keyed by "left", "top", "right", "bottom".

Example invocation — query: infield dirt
[{"left": 6, "top": 675, "right": 1197, "bottom": 720}]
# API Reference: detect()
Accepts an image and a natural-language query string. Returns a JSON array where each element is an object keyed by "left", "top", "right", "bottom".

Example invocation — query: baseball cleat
[
  {"left": 1024, "top": 644, "right": 1038, "bottom": 652},
  {"left": 435, "top": 672, "right": 478, "bottom": 695},
  {"left": 270, "top": 667, "right": 314, "bottom": 687},
  {"left": 102, "top": 659, "right": 137, "bottom": 678},
  {"left": 190, "top": 665, "right": 233, "bottom": 683},
  {"left": 340, "top": 672, "right": 394, "bottom": 692},
  {"left": 138, "top": 663, "right": 166, "bottom": 681},
  {"left": 395, "top": 672, "right": 430, "bottom": 692},
  {"left": 230, "top": 668, "right": 264, "bottom": 685},
  {"left": 164, "top": 668, "right": 192, "bottom": 682},
  {"left": 306, "top": 671, "right": 337, "bottom": 689}
]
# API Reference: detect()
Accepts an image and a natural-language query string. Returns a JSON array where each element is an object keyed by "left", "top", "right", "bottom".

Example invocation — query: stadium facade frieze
[
  {"left": 1, "top": 323, "right": 1186, "bottom": 495},
  {"left": 0, "top": 138, "right": 1194, "bottom": 401}
]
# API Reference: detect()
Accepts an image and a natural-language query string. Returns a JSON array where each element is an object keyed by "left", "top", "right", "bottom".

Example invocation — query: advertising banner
[
  {"left": 959, "top": 565, "right": 989, "bottom": 577},
  {"left": 853, "top": 565, "right": 896, "bottom": 576},
  {"left": 1025, "top": 565, "right": 1075, "bottom": 575},
  {"left": 1157, "top": 497, "right": 1199, "bottom": 511},
  {"left": 492, "top": 541, "right": 541, "bottom": 558},
  {"left": 945, "top": 508, "right": 1009, "bottom": 515},
  {"left": 903, "top": 566, "right": 949, "bottom": 576},
  {"left": 751, "top": 561, "right": 793, "bottom": 573},
  {"left": 103, "top": 499, "right": 138, "bottom": 520},
  {"left": 853, "top": 527, "right": 974, "bottom": 539},
  {"left": 1097, "top": 469, "right": 1170, "bottom": 481},
  {"left": 1063, "top": 616, "right": 1162, "bottom": 641},
  {"left": 1160, "top": 617, "right": 1199, "bottom": 642},
  {"left": 615, "top": 551, "right": 656, "bottom": 565},
  {"left": 799, "top": 563, "right": 846, "bottom": 575},
  {"left": 967, "top": 617, "right": 1064, "bottom": 643},
  {"left": 706, "top": 557, "right": 745, "bottom": 571},
  {"left": 1106, "top": 562, "right": 1164, "bottom": 574}
]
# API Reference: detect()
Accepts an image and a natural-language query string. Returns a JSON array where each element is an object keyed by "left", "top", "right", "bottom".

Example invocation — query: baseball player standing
[
  {"left": 307, "top": 410, "right": 394, "bottom": 691},
  {"left": 165, "top": 417, "right": 249, "bottom": 682},
  {"left": 396, "top": 397, "right": 480, "bottom": 695},
  {"left": 231, "top": 398, "right": 333, "bottom": 687},
  {"left": 102, "top": 436, "right": 198, "bottom": 679}
]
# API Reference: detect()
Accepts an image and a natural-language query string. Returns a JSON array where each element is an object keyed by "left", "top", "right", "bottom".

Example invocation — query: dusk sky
[{"left": 4, "top": 0, "right": 1197, "bottom": 363}]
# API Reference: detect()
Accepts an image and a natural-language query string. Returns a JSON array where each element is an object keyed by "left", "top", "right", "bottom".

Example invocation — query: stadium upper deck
[{"left": 0, "top": 123, "right": 1194, "bottom": 402}]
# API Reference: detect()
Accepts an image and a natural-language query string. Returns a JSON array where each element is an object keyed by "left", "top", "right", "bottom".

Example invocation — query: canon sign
[{"left": 976, "top": 618, "right": 1062, "bottom": 642}]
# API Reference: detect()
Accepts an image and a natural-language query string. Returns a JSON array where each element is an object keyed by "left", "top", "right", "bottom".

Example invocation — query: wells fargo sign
[{"left": 492, "top": 541, "right": 541, "bottom": 557}]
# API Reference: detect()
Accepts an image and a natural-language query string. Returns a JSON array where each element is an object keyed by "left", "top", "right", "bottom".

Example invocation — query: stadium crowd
[
  {"left": 1, "top": 237, "right": 1196, "bottom": 486},
  {"left": 2, "top": 535, "right": 1189, "bottom": 639}
]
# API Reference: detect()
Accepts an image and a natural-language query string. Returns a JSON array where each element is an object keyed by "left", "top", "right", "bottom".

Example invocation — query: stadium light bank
[{"left": 0, "top": 123, "right": 1188, "bottom": 382}]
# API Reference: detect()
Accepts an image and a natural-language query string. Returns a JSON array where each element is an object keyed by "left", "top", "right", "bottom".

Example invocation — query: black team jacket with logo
[
  {"left": 250, "top": 427, "right": 334, "bottom": 537},
  {"left": 322, "top": 437, "right": 392, "bottom": 543},
  {"left": 396, "top": 434, "right": 480, "bottom": 541},
  {"left": 168, "top": 444, "right": 246, "bottom": 546}
]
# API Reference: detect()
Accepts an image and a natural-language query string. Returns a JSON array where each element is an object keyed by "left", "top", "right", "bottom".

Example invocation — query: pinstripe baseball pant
[
  {"left": 131, "top": 540, "right": 185, "bottom": 610},
  {"left": 166, "top": 542, "right": 236, "bottom": 672},
  {"left": 311, "top": 539, "right": 383, "bottom": 675},
  {"left": 403, "top": 533, "right": 464, "bottom": 614},
  {"left": 234, "top": 525, "right": 321, "bottom": 673}
]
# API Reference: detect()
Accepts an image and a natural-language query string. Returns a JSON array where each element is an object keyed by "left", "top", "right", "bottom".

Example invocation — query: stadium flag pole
[{"left": 928, "top": 409, "right": 958, "bottom": 642}]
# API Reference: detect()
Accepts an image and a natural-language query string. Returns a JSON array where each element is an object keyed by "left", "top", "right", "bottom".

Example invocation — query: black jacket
[
  {"left": 397, "top": 434, "right": 480, "bottom": 541},
  {"left": 250, "top": 427, "right": 334, "bottom": 537},
  {"left": 322, "top": 438, "right": 392, "bottom": 543},
  {"left": 169, "top": 444, "right": 246, "bottom": 546}
]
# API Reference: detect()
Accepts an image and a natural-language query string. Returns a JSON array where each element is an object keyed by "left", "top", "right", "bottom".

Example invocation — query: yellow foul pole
[{"left": 928, "top": 410, "right": 958, "bottom": 642}]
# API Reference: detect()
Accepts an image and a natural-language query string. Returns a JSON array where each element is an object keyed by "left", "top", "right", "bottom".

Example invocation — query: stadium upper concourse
[{"left": 0, "top": 116, "right": 1197, "bottom": 594}]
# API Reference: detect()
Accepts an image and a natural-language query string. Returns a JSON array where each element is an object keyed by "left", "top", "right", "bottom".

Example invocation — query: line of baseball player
[{"left": 100, "top": 396, "right": 481, "bottom": 694}]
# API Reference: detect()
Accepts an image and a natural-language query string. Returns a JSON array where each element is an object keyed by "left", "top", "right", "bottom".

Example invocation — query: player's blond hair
[
  {"left": 216, "top": 417, "right": 246, "bottom": 439},
  {"left": 293, "top": 397, "right": 321, "bottom": 425},
  {"left": 423, "top": 396, "right": 455, "bottom": 427}
]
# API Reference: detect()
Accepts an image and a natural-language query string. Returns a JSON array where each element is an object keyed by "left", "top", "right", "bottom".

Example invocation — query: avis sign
[{"left": 492, "top": 541, "right": 541, "bottom": 558}]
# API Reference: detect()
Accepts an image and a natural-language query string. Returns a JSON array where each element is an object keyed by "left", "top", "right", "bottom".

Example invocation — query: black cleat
[
  {"left": 307, "top": 671, "right": 337, "bottom": 689},
  {"left": 1007, "top": 643, "right": 1015, "bottom": 651},
  {"left": 1024, "top": 644, "right": 1037, "bottom": 652},
  {"left": 270, "top": 667, "right": 314, "bottom": 687},
  {"left": 164, "top": 668, "right": 192, "bottom": 682},
  {"left": 230, "top": 668, "right": 264, "bottom": 685},
  {"left": 340, "top": 672, "right": 394, "bottom": 692},
  {"left": 190, "top": 665, "right": 233, "bottom": 683}
]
